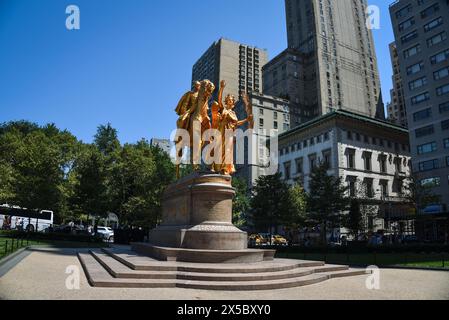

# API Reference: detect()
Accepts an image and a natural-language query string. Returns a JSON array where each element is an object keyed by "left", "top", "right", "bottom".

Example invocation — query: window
[
  {"left": 309, "top": 154, "right": 317, "bottom": 170},
  {"left": 434, "top": 67, "right": 449, "bottom": 80},
  {"left": 284, "top": 162, "right": 291, "bottom": 180},
  {"left": 447, "top": 156, "right": 449, "bottom": 167},
  {"left": 364, "top": 179, "right": 374, "bottom": 198},
  {"left": 427, "top": 32, "right": 447, "bottom": 48},
  {"left": 379, "top": 155, "right": 387, "bottom": 173},
  {"left": 380, "top": 181, "right": 389, "bottom": 198},
  {"left": 348, "top": 180, "right": 356, "bottom": 197},
  {"left": 411, "top": 92, "right": 430, "bottom": 104},
  {"left": 395, "top": 157, "right": 403, "bottom": 173},
  {"left": 296, "top": 158, "right": 303, "bottom": 174},
  {"left": 324, "top": 132, "right": 330, "bottom": 141},
  {"left": 347, "top": 131, "right": 353, "bottom": 140},
  {"left": 413, "top": 108, "right": 432, "bottom": 121},
  {"left": 259, "top": 108, "right": 264, "bottom": 115},
  {"left": 421, "top": 177, "right": 441, "bottom": 187},
  {"left": 399, "top": 17, "right": 415, "bottom": 31},
  {"left": 419, "top": 159, "right": 439, "bottom": 172},
  {"left": 404, "top": 44, "right": 421, "bottom": 58},
  {"left": 436, "top": 84, "right": 449, "bottom": 96},
  {"left": 363, "top": 152, "right": 372, "bottom": 171},
  {"left": 430, "top": 49, "right": 449, "bottom": 64},
  {"left": 347, "top": 149, "right": 355, "bottom": 169},
  {"left": 420, "top": 3, "right": 439, "bottom": 19},
  {"left": 415, "top": 125, "right": 434, "bottom": 138},
  {"left": 440, "top": 102, "right": 449, "bottom": 113},
  {"left": 259, "top": 118, "right": 264, "bottom": 127},
  {"left": 409, "top": 77, "right": 427, "bottom": 90},
  {"left": 442, "top": 119, "right": 449, "bottom": 131},
  {"left": 407, "top": 61, "right": 424, "bottom": 75},
  {"left": 322, "top": 150, "right": 331, "bottom": 168},
  {"left": 393, "top": 179, "right": 404, "bottom": 195},
  {"left": 396, "top": 4, "right": 412, "bottom": 19},
  {"left": 303, "top": 140, "right": 308, "bottom": 148},
  {"left": 401, "top": 30, "right": 418, "bottom": 44},
  {"left": 417, "top": 142, "right": 437, "bottom": 154},
  {"left": 274, "top": 121, "right": 278, "bottom": 129},
  {"left": 444, "top": 138, "right": 449, "bottom": 148},
  {"left": 424, "top": 17, "right": 443, "bottom": 32}
]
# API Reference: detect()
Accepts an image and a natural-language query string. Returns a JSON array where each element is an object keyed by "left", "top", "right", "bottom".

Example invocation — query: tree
[
  {"left": 288, "top": 183, "right": 308, "bottom": 227},
  {"left": 0, "top": 161, "right": 14, "bottom": 204},
  {"left": 250, "top": 173, "right": 292, "bottom": 235},
  {"left": 404, "top": 174, "right": 441, "bottom": 213},
  {"left": 71, "top": 145, "right": 109, "bottom": 219},
  {"left": 108, "top": 140, "right": 175, "bottom": 228},
  {"left": 94, "top": 123, "right": 120, "bottom": 156},
  {"left": 307, "top": 164, "right": 349, "bottom": 245},
  {"left": 343, "top": 199, "right": 364, "bottom": 239},
  {"left": 232, "top": 177, "right": 250, "bottom": 229}
]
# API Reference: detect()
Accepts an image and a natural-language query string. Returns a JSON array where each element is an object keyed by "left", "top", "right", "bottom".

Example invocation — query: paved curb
[{"left": 0, "top": 247, "right": 32, "bottom": 278}]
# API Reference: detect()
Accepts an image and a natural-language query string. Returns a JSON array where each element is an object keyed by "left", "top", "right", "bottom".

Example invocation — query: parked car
[
  {"left": 248, "top": 234, "right": 266, "bottom": 246},
  {"left": 272, "top": 235, "right": 288, "bottom": 246},
  {"left": 96, "top": 226, "right": 114, "bottom": 241}
]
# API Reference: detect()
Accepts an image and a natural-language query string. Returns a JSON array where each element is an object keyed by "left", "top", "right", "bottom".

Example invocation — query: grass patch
[
  {"left": 276, "top": 252, "right": 449, "bottom": 269},
  {"left": 0, "top": 237, "right": 109, "bottom": 260}
]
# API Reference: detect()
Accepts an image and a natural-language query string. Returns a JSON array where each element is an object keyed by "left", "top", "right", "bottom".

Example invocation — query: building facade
[
  {"left": 388, "top": 42, "right": 408, "bottom": 128},
  {"left": 283, "top": 0, "right": 383, "bottom": 120},
  {"left": 279, "top": 110, "right": 412, "bottom": 236},
  {"left": 390, "top": 0, "right": 449, "bottom": 211},
  {"left": 263, "top": 48, "right": 318, "bottom": 127},
  {"left": 150, "top": 138, "right": 171, "bottom": 155},
  {"left": 192, "top": 38, "right": 268, "bottom": 100},
  {"left": 235, "top": 92, "right": 291, "bottom": 187}
]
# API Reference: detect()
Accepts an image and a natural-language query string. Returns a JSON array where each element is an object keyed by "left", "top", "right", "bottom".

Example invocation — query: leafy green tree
[
  {"left": 343, "top": 198, "right": 364, "bottom": 238},
  {"left": 94, "top": 123, "right": 120, "bottom": 156},
  {"left": 232, "top": 177, "right": 250, "bottom": 228},
  {"left": 288, "top": 183, "right": 308, "bottom": 227},
  {"left": 0, "top": 161, "right": 15, "bottom": 204},
  {"left": 404, "top": 174, "right": 441, "bottom": 213},
  {"left": 71, "top": 145, "right": 109, "bottom": 219},
  {"left": 250, "top": 173, "right": 292, "bottom": 235},
  {"left": 0, "top": 121, "right": 79, "bottom": 224},
  {"left": 307, "top": 163, "right": 349, "bottom": 245}
]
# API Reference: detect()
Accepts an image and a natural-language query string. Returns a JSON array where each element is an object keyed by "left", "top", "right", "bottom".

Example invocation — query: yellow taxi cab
[{"left": 272, "top": 235, "right": 288, "bottom": 246}]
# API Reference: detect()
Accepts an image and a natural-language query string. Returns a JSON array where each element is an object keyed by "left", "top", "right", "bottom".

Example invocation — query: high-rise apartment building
[
  {"left": 192, "top": 38, "right": 268, "bottom": 100},
  {"left": 388, "top": 42, "right": 408, "bottom": 128},
  {"left": 390, "top": 0, "right": 449, "bottom": 211},
  {"left": 263, "top": 48, "right": 318, "bottom": 127},
  {"left": 283, "top": 0, "right": 383, "bottom": 120}
]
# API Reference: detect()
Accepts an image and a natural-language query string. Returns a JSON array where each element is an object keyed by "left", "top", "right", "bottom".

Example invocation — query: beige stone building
[
  {"left": 192, "top": 38, "right": 268, "bottom": 100},
  {"left": 235, "top": 92, "right": 291, "bottom": 188},
  {"left": 279, "top": 110, "right": 413, "bottom": 238},
  {"left": 280, "top": 0, "right": 383, "bottom": 122}
]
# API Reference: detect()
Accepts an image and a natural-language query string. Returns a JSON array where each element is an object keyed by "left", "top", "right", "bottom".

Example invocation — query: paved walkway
[{"left": 0, "top": 248, "right": 448, "bottom": 300}]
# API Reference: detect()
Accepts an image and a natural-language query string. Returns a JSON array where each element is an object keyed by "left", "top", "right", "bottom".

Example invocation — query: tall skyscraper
[
  {"left": 390, "top": 0, "right": 449, "bottom": 211},
  {"left": 283, "top": 0, "right": 383, "bottom": 121},
  {"left": 192, "top": 38, "right": 268, "bottom": 100},
  {"left": 387, "top": 42, "right": 408, "bottom": 128}
]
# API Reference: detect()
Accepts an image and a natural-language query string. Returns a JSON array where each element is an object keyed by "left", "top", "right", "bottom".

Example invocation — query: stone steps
[
  {"left": 101, "top": 248, "right": 325, "bottom": 273},
  {"left": 90, "top": 250, "right": 349, "bottom": 282},
  {"left": 78, "top": 248, "right": 370, "bottom": 291}
]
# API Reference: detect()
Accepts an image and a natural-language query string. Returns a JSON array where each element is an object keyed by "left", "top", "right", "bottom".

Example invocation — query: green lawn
[
  {"left": 0, "top": 237, "right": 108, "bottom": 260},
  {"left": 276, "top": 252, "right": 449, "bottom": 269}
]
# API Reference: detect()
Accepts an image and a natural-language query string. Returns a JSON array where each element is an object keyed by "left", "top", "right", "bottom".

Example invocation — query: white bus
[{"left": 0, "top": 204, "right": 54, "bottom": 232}]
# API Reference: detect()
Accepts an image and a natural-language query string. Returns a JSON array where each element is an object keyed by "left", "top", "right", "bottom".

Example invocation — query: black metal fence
[{"left": 0, "top": 235, "right": 36, "bottom": 259}]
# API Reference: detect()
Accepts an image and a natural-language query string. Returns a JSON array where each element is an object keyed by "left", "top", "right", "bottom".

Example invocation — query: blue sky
[{"left": 0, "top": 0, "right": 395, "bottom": 144}]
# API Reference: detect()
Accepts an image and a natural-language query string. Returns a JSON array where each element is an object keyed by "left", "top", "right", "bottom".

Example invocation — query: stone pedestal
[
  {"left": 148, "top": 172, "right": 247, "bottom": 250},
  {"left": 134, "top": 172, "right": 275, "bottom": 263}
]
